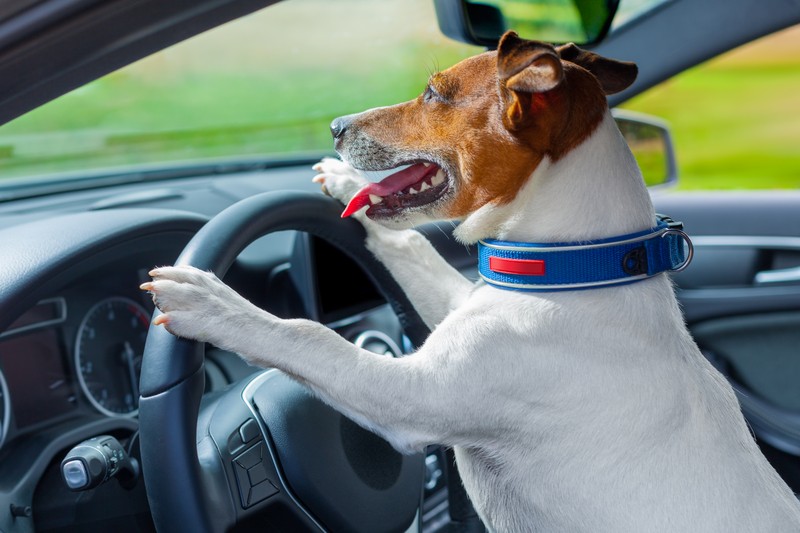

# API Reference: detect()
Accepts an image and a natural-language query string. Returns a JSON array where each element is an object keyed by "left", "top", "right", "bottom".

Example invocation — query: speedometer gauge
[{"left": 75, "top": 297, "right": 150, "bottom": 417}]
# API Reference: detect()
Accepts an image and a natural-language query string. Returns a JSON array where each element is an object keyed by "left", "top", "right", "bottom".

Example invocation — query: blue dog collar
[{"left": 477, "top": 215, "right": 693, "bottom": 292}]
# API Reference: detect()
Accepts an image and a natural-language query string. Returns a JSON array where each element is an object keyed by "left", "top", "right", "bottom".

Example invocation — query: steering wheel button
[
  {"left": 232, "top": 462, "right": 249, "bottom": 508},
  {"left": 249, "top": 479, "right": 278, "bottom": 505},
  {"left": 234, "top": 442, "right": 263, "bottom": 469},
  {"left": 247, "top": 464, "right": 268, "bottom": 486},
  {"left": 227, "top": 430, "right": 245, "bottom": 454},
  {"left": 232, "top": 460, "right": 278, "bottom": 508},
  {"left": 62, "top": 460, "right": 89, "bottom": 490},
  {"left": 239, "top": 419, "right": 260, "bottom": 443}
]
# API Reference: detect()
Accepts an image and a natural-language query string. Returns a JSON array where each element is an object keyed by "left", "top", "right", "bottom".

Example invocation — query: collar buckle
[{"left": 656, "top": 213, "right": 684, "bottom": 230}]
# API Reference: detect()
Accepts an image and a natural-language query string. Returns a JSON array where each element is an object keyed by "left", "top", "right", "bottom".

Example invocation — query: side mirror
[
  {"left": 434, "top": 0, "right": 619, "bottom": 47},
  {"left": 612, "top": 109, "right": 678, "bottom": 188}
]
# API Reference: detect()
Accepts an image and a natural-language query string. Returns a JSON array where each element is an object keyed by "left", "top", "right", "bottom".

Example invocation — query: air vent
[{"left": 353, "top": 330, "right": 402, "bottom": 357}]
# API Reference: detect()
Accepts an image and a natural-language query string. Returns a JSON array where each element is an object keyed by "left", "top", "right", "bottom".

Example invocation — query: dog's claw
[{"left": 142, "top": 264, "right": 261, "bottom": 351}]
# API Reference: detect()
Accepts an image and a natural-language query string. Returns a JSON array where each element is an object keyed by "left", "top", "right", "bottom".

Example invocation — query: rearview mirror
[
  {"left": 612, "top": 109, "right": 678, "bottom": 188},
  {"left": 434, "top": 0, "right": 620, "bottom": 47}
]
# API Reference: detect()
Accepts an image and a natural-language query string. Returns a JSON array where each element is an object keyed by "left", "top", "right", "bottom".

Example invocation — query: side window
[
  {"left": 0, "top": 0, "right": 478, "bottom": 181},
  {"left": 621, "top": 25, "right": 800, "bottom": 190}
]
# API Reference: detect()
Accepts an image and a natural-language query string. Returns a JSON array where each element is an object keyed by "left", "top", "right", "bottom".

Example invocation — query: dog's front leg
[
  {"left": 143, "top": 265, "right": 468, "bottom": 452},
  {"left": 362, "top": 227, "right": 473, "bottom": 328},
  {"left": 314, "top": 159, "right": 473, "bottom": 328}
]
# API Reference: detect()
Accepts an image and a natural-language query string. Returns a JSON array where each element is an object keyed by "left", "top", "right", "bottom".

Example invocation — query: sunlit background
[
  {"left": 623, "top": 24, "right": 800, "bottom": 190},
  {"left": 0, "top": 0, "right": 797, "bottom": 190}
]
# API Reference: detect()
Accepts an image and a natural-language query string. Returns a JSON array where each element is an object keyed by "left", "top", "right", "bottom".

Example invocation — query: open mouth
[{"left": 341, "top": 161, "right": 450, "bottom": 218}]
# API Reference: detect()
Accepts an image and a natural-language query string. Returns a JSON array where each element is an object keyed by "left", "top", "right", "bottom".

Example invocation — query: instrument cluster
[
  {"left": 0, "top": 274, "right": 157, "bottom": 452},
  {"left": 74, "top": 297, "right": 150, "bottom": 417}
]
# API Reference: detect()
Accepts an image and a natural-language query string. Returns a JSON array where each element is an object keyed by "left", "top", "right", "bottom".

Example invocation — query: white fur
[{"left": 149, "top": 110, "right": 800, "bottom": 532}]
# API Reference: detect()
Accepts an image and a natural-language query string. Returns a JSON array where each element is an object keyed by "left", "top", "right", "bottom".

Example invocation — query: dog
[{"left": 143, "top": 32, "right": 800, "bottom": 532}]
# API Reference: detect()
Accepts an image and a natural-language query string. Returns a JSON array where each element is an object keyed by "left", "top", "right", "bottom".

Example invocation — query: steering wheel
[{"left": 138, "top": 191, "right": 430, "bottom": 532}]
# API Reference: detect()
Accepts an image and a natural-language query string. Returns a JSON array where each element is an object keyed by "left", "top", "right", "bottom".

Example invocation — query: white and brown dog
[{"left": 143, "top": 32, "right": 800, "bottom": 532}]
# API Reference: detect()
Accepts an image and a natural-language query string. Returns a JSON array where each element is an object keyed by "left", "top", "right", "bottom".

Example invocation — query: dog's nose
[{"left": 330, "top": 115, "right": 353, "bottom": 140}]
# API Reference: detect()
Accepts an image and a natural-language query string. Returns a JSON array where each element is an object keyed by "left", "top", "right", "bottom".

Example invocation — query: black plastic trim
[
  {"left": 0, "top": 417, "right": 138, "bottom": 533},
  {"left": 0, "top": 0, "right": 282, "bottom": 125},
  {"left": 0, "top": 208, "right": 206, "bottom": 335}
]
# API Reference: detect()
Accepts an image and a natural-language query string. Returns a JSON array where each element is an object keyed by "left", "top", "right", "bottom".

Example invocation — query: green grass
[
  {"left": 0, "top": 53, "right": 474, "bottom": 178},
  {"left": 622, "top": 59, "right": 800, "bottom": 190},
  {"left": 0, "top": 69, "right": 415, "bottom": 174}
]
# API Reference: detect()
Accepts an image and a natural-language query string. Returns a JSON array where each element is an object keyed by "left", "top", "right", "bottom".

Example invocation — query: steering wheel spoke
[{"left": 194, "top": 371, "right": 324, "bottom": 531}]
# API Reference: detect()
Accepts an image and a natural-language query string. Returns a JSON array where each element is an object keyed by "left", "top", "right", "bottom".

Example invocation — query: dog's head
[{"left": 333, "top": 31, "right": 637, "bottom": 227}]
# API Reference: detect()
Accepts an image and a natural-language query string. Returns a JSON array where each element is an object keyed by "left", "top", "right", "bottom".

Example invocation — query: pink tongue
[{"left": 341, "top": 163, "right": 436, "bottom": 218}]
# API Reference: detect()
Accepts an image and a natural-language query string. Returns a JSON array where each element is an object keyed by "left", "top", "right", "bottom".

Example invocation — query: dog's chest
[{"left": 438, "top": 283, "right": 688, "bottom": 530}]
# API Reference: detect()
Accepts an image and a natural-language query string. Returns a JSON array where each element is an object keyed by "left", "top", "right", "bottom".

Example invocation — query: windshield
[
  {"left": 2, "top": 0, "right": 793, "bottom": 192},
  {"left": 0, "top": 0, "right": 478, "bottom": 184}
]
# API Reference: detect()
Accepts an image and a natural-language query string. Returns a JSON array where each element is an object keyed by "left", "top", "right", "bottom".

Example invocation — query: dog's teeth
[
  {"left": 422, "top": 162, "right": 431, "bottom": 167},
  {"left": 369, "top": 194, "right": 383, "bottom": 205},
  {"left": 420, "top": 182, "right": 430, "bottom": 192},
  {"left": 431, "top": 171, "right": 445, "bottom": 186},
  {"left": 408, "top": 186, "right": 418, "bottom": 194}
]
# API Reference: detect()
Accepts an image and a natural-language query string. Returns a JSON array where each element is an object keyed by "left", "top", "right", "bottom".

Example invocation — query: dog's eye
[{"left": 423, "top": 85, "right": 439, "bottom": 103}]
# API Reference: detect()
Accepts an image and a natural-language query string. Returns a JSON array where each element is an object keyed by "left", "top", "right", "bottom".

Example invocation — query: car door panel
[
  {"left": 654, "top": 190, "right": 800, "bottom": 492},
  {"left": 654, "top": 191, "right": 800, "bottom": 321},
  {"left": 692, "top": 313, "right": 800, "bottom": 412}
]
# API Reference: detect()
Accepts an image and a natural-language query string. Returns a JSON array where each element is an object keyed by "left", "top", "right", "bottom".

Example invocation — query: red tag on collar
[{"left": 489, "top": 257, "right": 546, "bottom": 276}]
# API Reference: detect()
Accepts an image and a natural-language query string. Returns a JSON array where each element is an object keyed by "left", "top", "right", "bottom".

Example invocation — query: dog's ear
[
  {"left": 497, "top": 31, "right": 564, "bottom": 93},
  {"left": 556, "top": 43, "right": 637, "bottom": 95},
  {"left": 497, "top": 31, "right": 564, "bottom": 128}
]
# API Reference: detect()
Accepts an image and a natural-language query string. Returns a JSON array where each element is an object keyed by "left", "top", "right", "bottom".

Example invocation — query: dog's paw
[
  {"left": 312, "top": 156, "right": 356, "bottom": 177},
  {"left": 312, "top": 157, "right": 367, "bottom": 206},
  {"left": 141, "top": 265, "right": 265, "bottom": 353}
]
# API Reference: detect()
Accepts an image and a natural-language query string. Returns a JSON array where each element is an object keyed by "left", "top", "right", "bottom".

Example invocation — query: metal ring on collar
[{"left": 662, "top": 228, "right": 694, "bottom": 272}]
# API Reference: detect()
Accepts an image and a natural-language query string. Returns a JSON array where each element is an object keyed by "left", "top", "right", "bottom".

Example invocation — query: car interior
[{"left": 0, "top": 0, "right": 798, "bottom": 531}]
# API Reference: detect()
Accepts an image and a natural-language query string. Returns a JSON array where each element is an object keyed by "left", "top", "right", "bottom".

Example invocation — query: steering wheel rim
[{"left": 138, "top": 191, "right": 432, "bottom": 532}]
